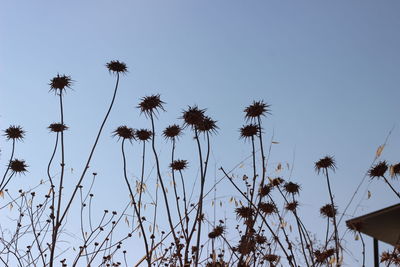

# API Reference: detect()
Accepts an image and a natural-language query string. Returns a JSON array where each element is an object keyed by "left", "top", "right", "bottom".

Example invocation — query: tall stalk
[
  {"left": 149, "top": 113, "right": 182, "bottom": 267},
  {"left": 324, "top": 168, "right": 340, "bottom": 265},
  {"left": 194, "top": 130, "right": 211, "bottom": 266},
  {"left": 49, "top": 92, "right": 66, "bottom": 266},
  {"left": 121, "top": 138, "right": 151, "bottom": 267}
]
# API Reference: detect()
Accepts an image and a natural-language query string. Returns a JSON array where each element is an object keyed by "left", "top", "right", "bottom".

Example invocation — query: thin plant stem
[
  {"left": 359, "top": 233, "right": 365, "bottom": 267},
  {"left": 59, "top": 72, "right": 121, "bottom": 225},
  {"left": 382, "top": 175, "right": 400, "bottom": 198},
  {"left": 121, "top": 139, "right": 151, "bottom": 267},
  {"left": 194, "top": 130, "right": 210, "bottom": 267},
  {"left": 0, "top": 139, "right": 15, "bottom": 190},
  {"left": 50, "top": 93, "right": 66, "bottom": 266},
  {"left": 324, "top": 168, "right": 340, "bottom": 266},
  {"left": 138, "top": 141, "right": 146, "bottom": 218},
  {"left": 149, "top": 113, "right": 182, "bottom": 267},
  {"left": 170, "top": 139, "right": 187, "bottom": 241}
]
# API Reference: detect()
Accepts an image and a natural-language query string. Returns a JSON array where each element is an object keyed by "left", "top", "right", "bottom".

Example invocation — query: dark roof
[{"left": 346, "top": 203, "right": 400, "bottom": 246}]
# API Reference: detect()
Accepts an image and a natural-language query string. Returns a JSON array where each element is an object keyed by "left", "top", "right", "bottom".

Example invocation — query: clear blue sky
[{"left": 1, "top": 1, "right": 399, "bottom": 265}]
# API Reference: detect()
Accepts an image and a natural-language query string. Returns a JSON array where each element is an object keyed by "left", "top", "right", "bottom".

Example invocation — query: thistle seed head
[
  {"left": 4, "top": 125, "right": 25, "bottom": 141},
  {"left": 106, "top": 60, "right": 127, "bottom": 74},
  {"left": 163, "top": 125, "right": 182, "bottom": 140},
  {"left": 244, "top": 100, "right": 271, "bottom": 121},
  {"left": 135, "top": 129, "right": 152, "bottom": 141},
  {"left": 138, "top": 94, "right": 165, "bottom": 116},
  {"left": 112, "top": 126, "right": 135, "bottom": 140},
  {"left": 315, "top": 156, "right": 336, "bottom": 174},
  {"left": 369, "top": 161, "right": 388, "bottom": 178},
  {"left": 48, "top": 123, "right": 68, "bottom": 133},
  {"left": 10, "top": 159, "right": 28, "bottom": 174},
  {"left": 49, "top": 74, "right": 72, "bottom": 94}
]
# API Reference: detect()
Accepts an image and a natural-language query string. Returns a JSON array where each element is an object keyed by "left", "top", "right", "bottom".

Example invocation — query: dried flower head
[
  {"left": 196, "top": 116, "right": 218, "bottom": 134},
  {"left": 170, "top": 159, "right": 188, "bottom": 171},
  {"left": 346, "top": 220, "right": 364, "bottom": 233},
  {"left": 49, "top": 74, "right": 72, "bottom": 94},
  {"left": 163, "top": 125, "right": 182, "bottom": 140},
  {"left": 369, "top": 161, "right": 388, "bottom": 178},
  {"left": 182, "top": 106, "right": 205, "bottom": 128},
  {"left": 320, "top": 204, "right": 337, "bottom": 218},
  {"left": 283, "top": 182, "right": 301, "bottom": 195},
  {"left": 235, "top": 206, "right": 254, "bottom": 220},
  {"left": 208, "top": 225, "right": 225, "bottom": 239},
  {"left": 270, "top": 177, "right": 284, "bottom": 187},
  {"left": 314, "top": 249, "right": 335, "bottom": 263},
  {"left": 48, "top": 123, "right": 68, "bottom": 133},
  {"left": 4, "top": 125, "right": 25, "bottom": 141},
  {"left": 255, "top": 234, "right": 267, "bottom": 244},
  {"left": 259, "top": 185, "right": 272, "bottom": 197},
  {"left": 138, "top": 94, "right": 165, "bottom": 116},
  {"left": 106, "top": 60, "right": 127, "bottom": 74},
  {"left": 240, "top": 124, "right": 259, "bottom": 140},
  {"left": 244, "top": 100, "right": 271, "bottom": 121},
  {"left": 112, "top": 126, "right": 135, "bottom": 140},
  {"left": 237, "top": 236, "right": 256, "bottom": 255},
  {"left": 259, "top": 202, "right": 276, "bottom": 215},
  {"left": 285, "top": 201, "right": 298, "bottom": 212},
  {"left": 135, "top": 129, "right": 152, "bottom": 141},
  {"left": 264, "top": 254, "right": 279, "bottom": 263},
  {"left": 391, "top": 163, "right": 400, "bottom": 178},
  {"left": 315, "top": 156, "right": 336, "bottom": 174},
  {"left": 10, "top": 159, "right": 28, "bottom": 174},
  {"left": 381, "top": 249, "right": 400, "bottom": 266}
]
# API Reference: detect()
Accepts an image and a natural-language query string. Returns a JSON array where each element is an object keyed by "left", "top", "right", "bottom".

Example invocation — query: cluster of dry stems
[{"left": 0, "top": 60, "right": 399, "bottom": 267}]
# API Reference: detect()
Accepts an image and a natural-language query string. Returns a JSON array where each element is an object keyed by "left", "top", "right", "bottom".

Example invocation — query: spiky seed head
[
  {"left": 135, "top": 129, "right": 152, "bottom": 141},
  {"left": 264, "top": 254, "right": 279, "bottom": 263},
  {"left": 270, "top": 177, "right": 284, "bottom": 187},
  {"left": 213, "top": 225, "right": 224, "bottom": 237},
  {"left": 208, "top": 231, "right": 217, "bottom": 239},
  {"left": 255, "top": 234, "right": 267, "bottom": 244},
  {"left": 112, "top": 126, "right": 135, "bottom": 140},
  {"left": 237, "top": 235, "right": 256, "bottom": 255},
  {"left": 239, "top": 124, "right": 259, "bottom": 140},
  {"left": 163, "top": 125, "right": 182, "bottom": 140},
  {"left": 380, "top": 249, "right": 400, "bottom": 265},
  {"left": 138, "top": 94, "right": 165, "bottom": 116},
  {"left": 10, "top": 159, "right": 28, "bottom": 174},
  {"left": 283, "top": 182, "right": 301, "bottom": 195},
  {"left": 196, "top": 116, "right": 218, "bottom": 134},
  {"left": 106, "top": 60, "right": 127, "bottom": 74},
  {"left": 48, "top": 123, "right": 68, "bottom": 133},
  {"left": 320, "top": 204, "right": 337, "bottom": 218},
  {"left": 285, "top": 201, "right": 298, "bottom": 212},
  {"left": 259, "top": 185, "right": 272, "bottom": 197},
  {"left": 49, "top": 74, "right": 72, "bottom": 94},
  {"left": 4, "top": 125, "right": 25, "bottom": 141},
  {"left": 170, "top": 159, "right": 188, "bottom": 171},
  {"left": 259, "top": 202, "right": 276, "bottom": 215},
  {"left": 391, "top": 163, "right": 400, "bottom": 178},
  {"left": 369, "top": 161, "right": 388, "bottom": 178},
  {"left": 315, "top": 156, "right": 336, "bottom": 174},
  {"left": 235, "top": 206, "right": 254, "bottom": 220},
  {"left": 244, "top": 100, "right": 271, "bottom": 120},
  {"left": 182, "top": 106, "right": 205, "bottom": 128},
  {"left": 208, "top": 225, "right": 224, "bottom": 239}
]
